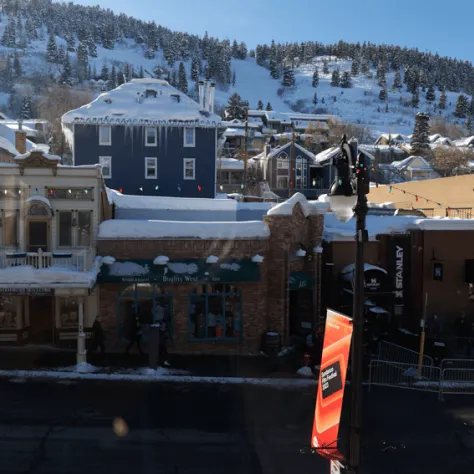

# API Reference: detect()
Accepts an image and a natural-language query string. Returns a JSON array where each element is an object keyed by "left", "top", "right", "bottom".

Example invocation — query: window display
[
  {"left": 59, "top": 297, "right": 79, "bottom": 327},
  {"left": 0, "top": 296, "right": 18, "bottom": 329}
]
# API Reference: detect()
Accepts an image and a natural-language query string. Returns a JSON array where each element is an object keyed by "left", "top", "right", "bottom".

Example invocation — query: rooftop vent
[
  {"left": 170, "top": 94, "right": 181, "bottom": 103},
  {"left": 145, "top": 89, "right": 158, "bottom": 98}
]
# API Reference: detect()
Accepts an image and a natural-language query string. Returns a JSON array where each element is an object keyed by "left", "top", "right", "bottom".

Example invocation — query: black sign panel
[
  {"left": 321, "top": 361, "right": 343, "bottom": 399},
  {"left": 0, "top": 288, "right": 54, "bottom": 295},
  {"left": 388, "top": 235, "right": 411, "bottom": 308}
]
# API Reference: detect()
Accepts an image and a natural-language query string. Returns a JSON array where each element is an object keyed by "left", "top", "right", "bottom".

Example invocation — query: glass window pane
[
  {"left": 100, "top": 126, "right": 110, "bottom": 144},
  {"left": 59, "top": 297, "right": 78, "bottom": 327},
  {"left": 146, "top": 158, "right": 157, "bottom": 178},
  {"left": 146, "top": 127, "right": 156, "bottom": 145},
  {"left": 77, "top": 212, "right": 92, "bottom": 246},
  {"left": 4, "top": 211, "right": 17, "bottom": 246},
  {"left": 184, "top": 159, "right": 195, "bottom": 179},
  {"left": 59, "top": 212, "right": 72, "bottom": 246},
  {"left": 185, "top": 128, "right": 194, "bottom": 146},
  {"left": 0, "top": 296, "right": 18, "bottom": 328}
]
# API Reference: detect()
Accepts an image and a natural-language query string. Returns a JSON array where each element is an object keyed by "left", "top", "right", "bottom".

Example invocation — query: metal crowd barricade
[
  {"left": 368, "top": 360, "right": 442, "bottom": 399},
  {"left": 440, "top": 358, "right": 474, "bottom": 370},
  {"left": 378, "top": 341, "right": 434, "bottom": 367},
  {"left": 440, "top": 368, "right": 474, "bottom": 396}
]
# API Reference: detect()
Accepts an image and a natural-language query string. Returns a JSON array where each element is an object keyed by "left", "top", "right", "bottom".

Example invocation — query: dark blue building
[{"left": 62, "top": 79, "right": 222, "bottom": 198}]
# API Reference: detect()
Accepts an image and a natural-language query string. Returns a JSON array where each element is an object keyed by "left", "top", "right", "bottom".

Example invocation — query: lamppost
[{"left": 328, "top": 135, "right": 369, "bottom": 474}]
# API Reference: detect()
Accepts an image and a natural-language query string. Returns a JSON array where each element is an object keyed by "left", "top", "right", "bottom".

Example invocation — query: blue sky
[{"left": 74, "top": 0, "right": 474, "bottom": 62}]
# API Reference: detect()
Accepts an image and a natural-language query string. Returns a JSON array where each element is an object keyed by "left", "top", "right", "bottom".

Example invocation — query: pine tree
[
  {"left": 269, "top": 59, "right": 280, "bottom": 80},
  {"left": 377, "top": 64, "right": 386, "bottom": 87},
  {"left": 282, "top": 66, "right": 295, "bottom": 87},
  {"left": 238, "top": 42, "right": 247, "bottom": 59},
  {"left": 226, "top": 93, "right": 244, "bottom": 120},
  {"left": 59, "top": 54, "right": 73, "bottom": 86},
  {"left": 454, "top": 94, "right": 469, "bottom": 118},
  {"left": 330, "top": 69, "right": 340, "bottom": 87},
  {"left": 171, "top": 69, "right": 177, "bottom": 86},
  {"left": 191, "top": 57, "right": 199, "bottom": 82},
  {"left": 340, "top": 71, "right": 352, "bottom": 88},
  {"left": 232, "top": 70, "right": 236, "bottom": 87},
  {"left": 257, "top": 100, "right": 264, "bottom": 110},
  {"left": 412, "top": 89, "right": 420, "bottom": 108},
  {"left": 117, "top": 68, "right": 125, "bottom": 85},
  {"left": 13, "top": 53, "right": 21, "bottom": 77},
  {"left": 470, "top": 99, "right": 474, "bottom": 117},
  {"left": 393, "top": 70, "right": 402, "bottom": 90},
  {"left": 322, "top": 61, "right": 329, "bottom": 74},
  {"left": 379, "top": 88, "right": 387, "bottom": 101},
  {"left": 124, "top": 63, "right": 132, "bottom": 82},
  {"left": 46, "top": 33, "right": 58, "bottom": 63},
  {"left": 411, "top": 112, "right": 431, "bottom": 156},
  {"left": 108, "top": 64, "right": 117, "bottom": 90},
  {"left": 385, "top": 102, "right": 389, "bottom": 113},
  {"left": 466, "top": 114, "right": 473, "bottom": 135},
  {"left": 312, "top": 92, "right": 318, "bottom": 105},
  {"left": 265, "top": 102, "right": 273, "bottom": 111},
  {"left": 178, "top": 61, "right": 188, "bottom": 93},
  {"left": 20, "top": 96, "right": 32, "bottom": 119},
  {"left": 100, "top": 61, "right": 109, "bottom": 81},
  {"left": 88, "top": 39, "right": 97, "bottom": 58},
  {"left": 439, "top": 89, "right": 447, "bottom": 110},
  {"left": 426, "top": 85, "right": 435, "bottom": 102},
  {"left": 321, "top": 96, "right": 325, "bottom": 104},
  {"left": 312, "top": 69, "right": 319, "bottom": 88},
  {"left": 360, "top": 57, "right": 369, "bottom": 75},
  {"left": 351, "top": 58, "right": 360, "bottom": 76},
  {"left": 144, "top": 47, "right": 155, "bottom": 59},
  {"left": 139, "top": 65, "right": 144, "bottom": 79},
  {"left": 66, "top": 33, "right": 75, "bottom": 52},
  {"left": 231, "top": 39, "right": 239, "bottom": 58},
  {"left": 57, "top": 44, "right": 66, "bottom": 64}
]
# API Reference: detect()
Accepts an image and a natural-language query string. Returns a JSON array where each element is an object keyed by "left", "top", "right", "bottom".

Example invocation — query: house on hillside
[
  {"left": 221, "top": 126, "right": 265, "bottom": 158},
  {"left": 62, "top": 79, "right": 222, "bottom": 198},
  {"left": 391, "top": 156, "right": 438, "bottom": 181},
  {"left": 454, "top": 136, "right": 474, "bottom": 148},
  {"left": 252, "top": 142, "right": 329, "bottom": 199},
  {"left": 374, "top": 133, "right": 410, "bottom": 146}
]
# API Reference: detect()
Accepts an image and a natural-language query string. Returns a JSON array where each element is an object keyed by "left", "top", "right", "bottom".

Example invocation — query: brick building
[{"left": 96, "top": 194, "right": 327, "bottom": 355}]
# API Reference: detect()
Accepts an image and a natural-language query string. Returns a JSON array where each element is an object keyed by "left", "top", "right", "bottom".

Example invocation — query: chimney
[
  {"left": 198, "top": 81, "right": 205, "bottom": 109},
  {"left": 205, "top": 79, "right": 211, "bottom": 112},
  {"left": 15, "top": 121, "right": 27, "bottom": 154},
  {"left": 208, "top": 82, "right": 216, "bottom": 113}
]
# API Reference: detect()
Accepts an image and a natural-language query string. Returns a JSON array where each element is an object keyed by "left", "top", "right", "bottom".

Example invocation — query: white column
[{"left": 76, "top": 297, "right": 86, "bottom": 364}]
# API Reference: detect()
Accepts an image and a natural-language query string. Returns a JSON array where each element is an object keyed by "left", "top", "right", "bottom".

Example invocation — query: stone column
[{"left": 77, "top": 297, "right": 86, "bottom": 364}]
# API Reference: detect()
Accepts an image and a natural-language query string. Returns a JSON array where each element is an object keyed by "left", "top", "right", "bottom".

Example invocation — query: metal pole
[
  {"left": 348, "top": 159, "right": 368, "bottom": 474},
  {"left": 290, "top": 123, "right": 295, "bottom": 196},
  {"left": 417, "top": 293, "right": 428, "bottom": 375},
  {"left": 243, "top": 107, "right": 248, "bottom": 194}
]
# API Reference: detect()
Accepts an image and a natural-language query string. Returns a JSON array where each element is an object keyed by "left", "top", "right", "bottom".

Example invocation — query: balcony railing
[
  {"left": 0, "top": 250, "right": 93, "bottom": 272},
  {"left": 446, "top": 207, "right": 472, "bottom": 219}
]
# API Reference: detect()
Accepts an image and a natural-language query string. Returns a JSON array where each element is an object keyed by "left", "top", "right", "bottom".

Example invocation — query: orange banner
[{"left": 312, "top": 309, "right": 353, "bottom": 461}]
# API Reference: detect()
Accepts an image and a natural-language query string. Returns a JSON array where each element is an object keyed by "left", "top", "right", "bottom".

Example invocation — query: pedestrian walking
[
  {"left": 90, "top": 315, "right": 105, "bottom": 354},
  {"left": 159, "top": 321, "right": 170, "bottom": 366},
  {"left": 125, "top": 313, "right": 144, "bottom": 355}
]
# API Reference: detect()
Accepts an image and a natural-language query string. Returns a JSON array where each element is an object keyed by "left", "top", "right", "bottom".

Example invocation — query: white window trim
[
  {"left": 99, "top": 125, "right": 111, "bottom": 146},
  {"left": 145, "top": 127, "right": 157, "bottom": 147},
  {"left": 99, "top": 156, "right": 112, "bottom": 179},
  {"left": 183, "top": 127, "right": 195, "bottom": 147},
  {"left": 145, "top": 157, "right": 158, "bottom": 179},
  {"left": 183, "top": 158, "right": 196, "bottom": 180}
]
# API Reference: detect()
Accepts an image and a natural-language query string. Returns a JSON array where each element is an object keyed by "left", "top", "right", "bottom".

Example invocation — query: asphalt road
[{"left": 0, "top": 378, "right": 473, "bottom": 474}]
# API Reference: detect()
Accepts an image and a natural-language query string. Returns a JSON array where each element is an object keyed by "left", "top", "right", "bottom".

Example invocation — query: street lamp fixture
[{"left": 328, "top": 135, "right": 369, "bottom": 474}]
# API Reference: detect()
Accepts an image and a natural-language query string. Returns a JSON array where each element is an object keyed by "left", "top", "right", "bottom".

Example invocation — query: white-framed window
[
  {"left": 183, "top": 127, "right": 195, "bottom": 147},
  {"left": 277, "top": 176, "right": 289, "bottom": 189},
  {"left": 145, "top": 157, "right": 158, "bottom": 179},
  {"left": 145, "top": 127, "right": 157, "bottom": 146},
  {"left": 99, "top": 125, "right": 111, "bottom": 145},
  {"left": 277, "top": 152, "right": 289, "bottom": 169},
  {"left": 99, "top": 156, "right": 112, "bottom": 179},
  {"left": 183, "top": 158, "right": 196, "bottom": 180}
]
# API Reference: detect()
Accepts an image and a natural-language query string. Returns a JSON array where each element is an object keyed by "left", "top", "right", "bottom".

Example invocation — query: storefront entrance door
[
  {"left": 28, "top": 296, "right": 54, "bottom": 344},
  {"left": 28, "top": 221, "right": 48, "bottom": 252}
]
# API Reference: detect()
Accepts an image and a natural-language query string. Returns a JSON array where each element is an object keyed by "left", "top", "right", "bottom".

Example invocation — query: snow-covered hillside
[{"left": 0, "top": 9, "right": 471, "bottom": 139}]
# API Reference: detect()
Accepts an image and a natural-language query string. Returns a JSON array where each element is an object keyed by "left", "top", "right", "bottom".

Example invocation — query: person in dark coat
[
  {"left": 125, "top": 314, "right": 143, "bottom": 355},
  {"left": 159, "top": 321, "right": 170, "bottom": 366},
  {"left": 90, "top": 316, "right": 105, "bottom": 354}
]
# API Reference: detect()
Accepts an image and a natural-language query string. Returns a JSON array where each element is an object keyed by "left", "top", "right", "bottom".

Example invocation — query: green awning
[
  {"left": 289, "top": 272, "right": 313, "bottom": 290},
  {"left": 98, "top": 259, "right": 260, "bottom": 284}
]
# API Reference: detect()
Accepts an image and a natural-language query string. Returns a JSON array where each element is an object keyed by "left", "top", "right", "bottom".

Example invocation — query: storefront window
[
  {"left": 189, "top": 284, "right": 242, "bottom": 340},
  {"left": 77, "top": 211, "right": 92, "bottom": 247},
  {"left": 0, "top": 296, "right": 18, "bottom": 329},
  {"left": 59, "top": 297, "right": 79, "bottom": 327},
  {"left": 118, "top": 284, "right": 173, "bottom": 342}
]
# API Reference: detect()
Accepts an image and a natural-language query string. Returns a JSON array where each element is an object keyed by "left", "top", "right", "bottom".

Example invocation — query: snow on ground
[{"left": 0, "top": 368, "right": 318, "bottom": 388}]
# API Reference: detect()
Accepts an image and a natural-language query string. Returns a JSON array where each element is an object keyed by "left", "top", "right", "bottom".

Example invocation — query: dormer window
[
  {"left": 145, "top": 127, "right": 157, "bottom": 146},
  {"left": 99, "top": 125, "right": 111, "bottom": 146}
]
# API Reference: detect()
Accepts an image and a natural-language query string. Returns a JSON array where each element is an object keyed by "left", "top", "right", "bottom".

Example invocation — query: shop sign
[
  {"left": 389, "top": 235, "right": 411, "bottom": 307},
  {"left": 289, "top": 272, "right": 313, "bottom": 290},
  {"left": 365, "top": 275, "right": 381, "bottom": 292},
  {"left": 98, "top": 259, "right": 260, "bottom": 284},
  {"left": 0, "top": 288, "right": 54, "bottom": 295}
]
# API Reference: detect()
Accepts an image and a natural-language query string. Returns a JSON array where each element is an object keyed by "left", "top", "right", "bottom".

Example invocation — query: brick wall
[{"left": 97, "top": 201, "right": 325, "bottom": 355}]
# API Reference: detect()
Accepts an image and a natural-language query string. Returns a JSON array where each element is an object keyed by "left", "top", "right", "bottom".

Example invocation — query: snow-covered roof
[
  {"left": 98, "top": 219, "right": 270, "bottom": 240},
  {"left": 454, "top": 136, "right": 474, "bottom": 148},
  {"left": 223, "top": 128, "right": 263, "bottom": 138},
  {"left": 408, "top": 218, "right": 474, "bottom": 231},
  {"left": 221, "top": 120, "right": 261, "bottom": 130},
  {"left": 375, "top": 133, "right": 410, "bottom": 144},
  {"left": 266, "top": 192, "right": 328, "bottom": 217},
  {"left": 219, "top": 158, "right": 244, "bottom": 170},
  {"left": 253, "top": 142, "right": 317, "bottom": 163},
  {"left": 14, "top": 150, "right": 61, "bottom": 161},
  {"left": 247, "top": 110, "right": 337, "bottom": 123},
  {"left": 391, "top": 156, "right": 433, "bottom": 171},
  {"left": 323, "top": 213, "right": 421, "bottom": 241},
  {"left": 62, "top": 79, "right": 221, "bottom": 126},
  {"left": 25, "top": 195, "right": 53, "bottom": 208},
  {"left": 2, "top": 122, "right": 38, "bottom": 136},
  {"left": 0, "top": 123, "right": 36, "bottom": 153},
  {"left": 314, "top": 144, "right": 375, "bottom": 165},
  {"left": 0, "top": 135, "right": 19, "bottom": 155}
]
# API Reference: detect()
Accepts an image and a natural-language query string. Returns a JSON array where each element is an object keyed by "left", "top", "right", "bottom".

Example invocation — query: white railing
[{"left": 0, "top": 249, "right": 93, "bottom": 272}]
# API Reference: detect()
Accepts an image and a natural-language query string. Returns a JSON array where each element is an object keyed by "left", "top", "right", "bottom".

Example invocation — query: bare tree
[
  {"left": 430, "top": 117, "right": 465, "bottom": 140},
  {"left": 431, "top": 147, "right": 474, "bottom": 177},
  {"left": 327, "top": 119, "right": 374, "bottom": 146},
  {"left": 304, "top": 122, "right": 328, "bottom": 153}
]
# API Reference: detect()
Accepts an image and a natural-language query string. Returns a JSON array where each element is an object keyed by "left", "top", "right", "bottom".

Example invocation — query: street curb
[{"left": 0, "top": 369, "right": 318, "bottom": 389}]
